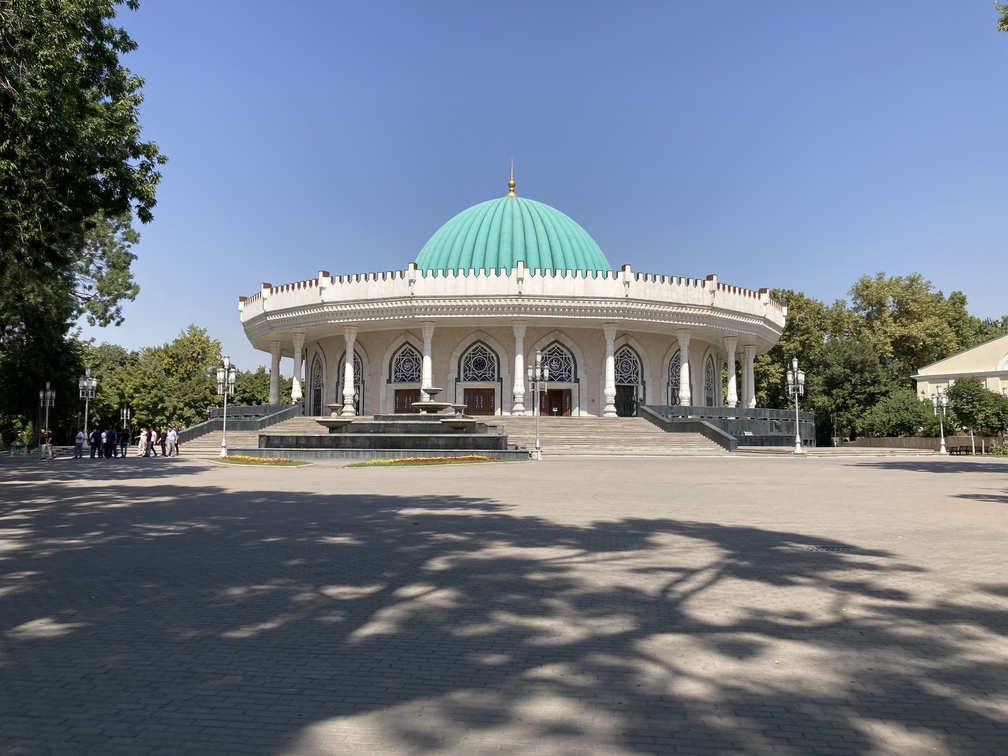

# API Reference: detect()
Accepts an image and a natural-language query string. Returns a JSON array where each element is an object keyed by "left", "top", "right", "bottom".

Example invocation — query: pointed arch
[
  {"left": 308, "top": 353, "right": 325, "bottom": 416},
  {"left": 666, "top": 349, "right": 681, "bottom": 405},
  {"left": 704, "top": 354, "right": 716, "bottom": 407}
]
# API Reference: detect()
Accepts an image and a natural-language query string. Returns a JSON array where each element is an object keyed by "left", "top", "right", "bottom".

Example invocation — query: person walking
[
  {"left": 108, "top": 428, "right": 118, "bottom": 458},
  {"left": 166, "top": 426, "right": 177, "bottom": 457},
  {"left": 74, "top": 429, "right": 85, "bottom": 459},
  {"left": 158, "top": 428, "right": 167, "bottom": 457}
]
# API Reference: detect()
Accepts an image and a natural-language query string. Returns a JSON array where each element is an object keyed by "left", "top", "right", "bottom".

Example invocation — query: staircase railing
[
  {"left": 177, "top": 404, "right": 301, "bottom": 445},
  {"left": 639, "top": 406, "right": 738, "bottom": 451}
]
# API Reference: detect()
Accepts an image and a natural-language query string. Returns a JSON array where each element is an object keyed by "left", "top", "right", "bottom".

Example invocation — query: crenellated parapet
[{"left": 239, "top": 263, "right": 787, "bottom": 329}]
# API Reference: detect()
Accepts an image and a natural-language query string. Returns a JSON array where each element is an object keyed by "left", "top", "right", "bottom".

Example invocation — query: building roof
[{"left": 415, "top": 189, "right": 613, "bottom": 275}]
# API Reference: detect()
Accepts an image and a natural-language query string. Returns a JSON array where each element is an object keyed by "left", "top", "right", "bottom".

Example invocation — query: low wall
[
  {"left": 844, "top": 436, "right": 997, "bottom": 452},
  {"left": 643, "top": 405, "right": 815, "bottom": 448}
]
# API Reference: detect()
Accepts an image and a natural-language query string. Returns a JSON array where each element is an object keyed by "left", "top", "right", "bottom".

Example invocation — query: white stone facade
[{"left": 239, "top": 263, "right": 787, "bottom": 417}]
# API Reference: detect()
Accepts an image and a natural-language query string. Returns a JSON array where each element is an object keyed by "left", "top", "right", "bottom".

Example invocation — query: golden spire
[{"left": 507, "top": 159, "right": 516, "bottom": 197}]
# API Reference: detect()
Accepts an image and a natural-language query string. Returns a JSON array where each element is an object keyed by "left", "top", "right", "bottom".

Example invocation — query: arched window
[
  {"left": 704, "top": 355, "right": 716, "bottom": 407},
  {"left": 668, "top": 350, "right": 681, "bottom": 405},
  {"left": 461, "top": 342, "right": 498, "bottom": 381},
  {"left": 614, "top": 345, "right": 641, "bottom": 385},
  {"left": 309, "top": 354, "right": 324, "bottom": 416},
  {"left": 391, "top": 343, "right": 421, "bottom": 383},
  {"left": 543, "top": 342, "right": 574, "bottom": 382},
  {"left": 338, "top": 351, "right": 364, "bottom": 414}
]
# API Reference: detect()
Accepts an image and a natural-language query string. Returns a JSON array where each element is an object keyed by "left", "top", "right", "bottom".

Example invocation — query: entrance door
[
  {"left": 540, "top": 389, "right": 572, "bottom": 416},
  {"left": 615, "top": 385, "right": 637, "bottom": 417},
  {"left": 394, "top": 389, "right": 421, "bottom": 414},
  {"left": 463, "top": 388, "right": 495, "bottom": 416}
]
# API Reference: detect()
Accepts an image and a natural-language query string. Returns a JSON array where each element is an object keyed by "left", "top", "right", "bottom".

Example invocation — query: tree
[
  {"left": 130, "top": 326, "right": 221, "bottom": 429},
  {"left": 862, "top": 389, "right": 937, "bottom": 438},
  {"left": 946, "top": 376, "right": 1006, "bottom": 453},
  {"left": 75, "top": 214, "right": 142, "bottom": 327},
  {"left": 846, "top": 273, "right": 958, "bottom": 379},
  {"left": 0, "top": 0, "right": 165, "bottom": 427},
  {"left": 233, "top": 367, "right": 293, "bottom": 406},
  {"left": 998, "top": 2, "right": 1008, "bottom": 32}
]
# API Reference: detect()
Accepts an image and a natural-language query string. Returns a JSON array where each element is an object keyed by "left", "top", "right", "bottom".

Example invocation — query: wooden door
[
  {"left": 540, "top": 389, "right": 572, "bottom": 416},
  {"left": 394, "top": 389, "right": 421, "bottom": 414},
  {"left": 463, "top": 388, "right": 495, "bottom": 416}
]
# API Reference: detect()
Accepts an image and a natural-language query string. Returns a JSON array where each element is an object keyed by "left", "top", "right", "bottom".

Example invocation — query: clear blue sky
[{"left": 80, "top": 1, "right": 1008, "bottom": 371}]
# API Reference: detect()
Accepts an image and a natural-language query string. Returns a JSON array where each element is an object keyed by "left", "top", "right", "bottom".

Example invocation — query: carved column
[
  {"left": 342, "top": 326, "right": 358, "bottom": 416},
  {"left": 421, "top": 322, "right": 435, "bottom": 390},
  {"left": 603, "top": 324, "right": 617, "bottom": 417},
  {"left": 724, "top": 336, "right": 738, "bottom": 408},
  {"left": 268, "top": 340, "right": 282, "bottom": 405},
  {"left": 677, "top": 329, "right": 692, "bottom": 406},
  {"left": 512, "top": 321, "right": 527, "bottom": 415},
  {"left": 743, "top": 345, "right": 757, "bottom": 408},
  {"left": 291, "top": 332, "right": 306, "bottom": 404}
]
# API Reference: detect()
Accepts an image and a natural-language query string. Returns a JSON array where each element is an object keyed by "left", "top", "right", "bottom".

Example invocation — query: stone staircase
[
  {"left": 179, "top": 416, "right": 328, "bottom": 455},
  {"left": 179, "top": 415, "right": 726, "bottom": 456},
  {"left": 490, "top": 416, "right": 727, "bottom": 456}
]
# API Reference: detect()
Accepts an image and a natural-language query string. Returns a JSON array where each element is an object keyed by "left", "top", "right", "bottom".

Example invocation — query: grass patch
[
  {"left": 347, "top": 455, "right": 496, "bottom": 468},
  {"left": 213, "top": 455, "right": 310, "bottom": 467}
]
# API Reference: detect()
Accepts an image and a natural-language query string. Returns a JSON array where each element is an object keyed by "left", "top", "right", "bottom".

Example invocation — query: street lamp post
[
  {"left": 39, "top": 381, "right": 55, "bottom": 431},
  {"left": 932, "top": 386, "right": 948, "bottom": 455},
  {"left": 526, "top": 350, "right": 550, "bottom": 460},
  {"left": 121, "top": 405, "right": 132, "bottom": 446},
  {"left": 216, "top": 355, "right": 237, "bottom": 457},
  {"left": 786, "top": 357, "right": 806, "bottom": 455},
  {"left": 78, "top": 367, "right": 97, "bottom": 434},
  {"left": 39, "top": 382, "right": 55, "bottom": 458}
]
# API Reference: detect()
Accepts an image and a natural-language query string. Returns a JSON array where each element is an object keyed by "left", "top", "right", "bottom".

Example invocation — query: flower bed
[{"left": 350, "top": 455, "right": 492, "bottom": 468}]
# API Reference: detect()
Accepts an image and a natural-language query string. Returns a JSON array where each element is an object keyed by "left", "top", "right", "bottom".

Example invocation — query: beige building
[{"left": 912, "top": 333, "right": 1008, "bottom": 398}]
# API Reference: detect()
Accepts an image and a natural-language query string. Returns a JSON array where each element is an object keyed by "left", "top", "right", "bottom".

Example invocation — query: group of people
[
  {"left": 72, "top": 427, "right": 129, "bottom": 458},
  {"left": 67, "top": 426, "right": 182, "bottom": 459},
  {"left": 133, "top": 426, "right": 181, "bottom": 457}
]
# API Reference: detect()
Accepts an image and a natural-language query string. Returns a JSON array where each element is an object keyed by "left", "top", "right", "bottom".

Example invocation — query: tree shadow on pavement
[{"left": 1, "top": 474, "right": 1006, "bottom": 755}]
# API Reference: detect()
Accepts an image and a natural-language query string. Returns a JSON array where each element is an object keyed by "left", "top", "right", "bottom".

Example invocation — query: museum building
[{"left": 238, "top": 172, "right": 788, "bottom": 418}]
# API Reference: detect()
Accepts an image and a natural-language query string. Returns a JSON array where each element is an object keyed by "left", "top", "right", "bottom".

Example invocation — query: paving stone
[{"left": 0, "top": 454, "right": 1006, "bottom": 755}]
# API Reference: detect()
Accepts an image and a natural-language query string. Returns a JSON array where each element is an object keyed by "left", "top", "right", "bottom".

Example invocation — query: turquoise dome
[{"left": 416, "top": 193, "right": 612, "bottom": 275}]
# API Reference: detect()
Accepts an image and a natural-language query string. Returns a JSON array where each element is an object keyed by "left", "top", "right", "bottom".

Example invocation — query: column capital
[
  {"left": 343, "top": 325, "right": 358, "bottom": 341},
  {"left": 723, "top": 336, "right": 738, "bottom": 352},
  {"left": 421, "top": 321, "right": 436, "bottom": 340},
  {"left": 676, "top": 328, "right": 691, "bottom": 347},
  {"left": 292, "top": 331, "right": 306, "bottom": 350},
  {"left": 603, "top": 323, "right": 617, "bottom": 342},
  {"left": 512, "top": 321, "right": 527, "bottom": 339}
]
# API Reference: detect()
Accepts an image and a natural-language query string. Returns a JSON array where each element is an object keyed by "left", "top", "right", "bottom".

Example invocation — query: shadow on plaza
[
  {"left": 1, "top": 472, "right": 1006, "bottom": 755},
  {"left": 857, "top": 457, "right": 1008, "bottom": 474}
]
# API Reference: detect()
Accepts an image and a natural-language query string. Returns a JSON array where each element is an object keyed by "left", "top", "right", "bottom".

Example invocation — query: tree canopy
[{"left": 0, "top": 0, "right": 165, "bottom": 427}]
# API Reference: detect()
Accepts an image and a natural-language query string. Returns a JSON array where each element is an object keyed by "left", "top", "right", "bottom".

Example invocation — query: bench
[{"left": 948, "top": 445, "right": 971, "bottom": 455}]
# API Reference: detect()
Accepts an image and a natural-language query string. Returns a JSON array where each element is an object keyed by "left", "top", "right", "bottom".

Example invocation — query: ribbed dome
[{"left": 416, "top": 195, "right": 612, "bottom": 275}]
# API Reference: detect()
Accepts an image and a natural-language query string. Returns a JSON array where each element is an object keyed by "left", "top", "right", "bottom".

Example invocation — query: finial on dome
[{"left": 507, "top": 160, "right": 516, "bottom": 197}]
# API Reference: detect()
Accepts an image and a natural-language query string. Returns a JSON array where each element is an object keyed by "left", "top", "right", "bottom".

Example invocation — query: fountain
[{"left": 410, "top": 386, "right": 453, "bottom": 414}]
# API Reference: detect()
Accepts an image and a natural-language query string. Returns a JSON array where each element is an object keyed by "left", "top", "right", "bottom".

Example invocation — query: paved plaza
[{"left": 1, "top": 452, "right": 1006, "bottom": 755}]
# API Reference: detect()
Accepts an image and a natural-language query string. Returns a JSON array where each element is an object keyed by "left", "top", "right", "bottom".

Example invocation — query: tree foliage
[
  {"left": 0, "top": 0, "right": 165, "bottom": 428},
  {"left": 754, "top": 272, "right": 1008, "bottom": 441},
  {"left": 998, "top": 2, "right": 1008, "bottom": 32},
  {"left": 862, "top": 389, "right": 937, "bottom": 438}
]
